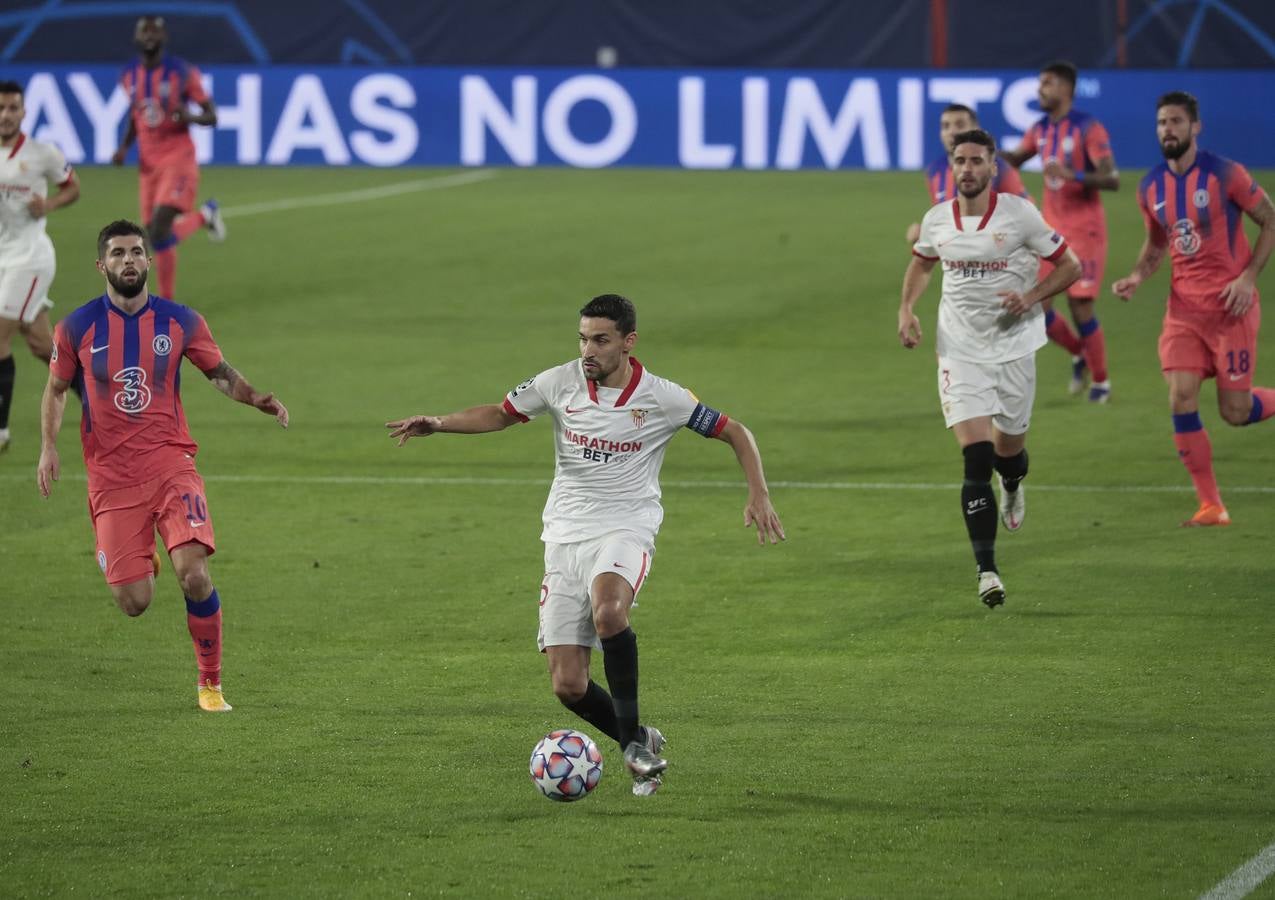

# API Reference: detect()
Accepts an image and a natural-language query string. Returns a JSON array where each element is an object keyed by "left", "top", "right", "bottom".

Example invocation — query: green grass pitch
[{"left": 1, "top": 165, "right": 1273, "bottom": 897}]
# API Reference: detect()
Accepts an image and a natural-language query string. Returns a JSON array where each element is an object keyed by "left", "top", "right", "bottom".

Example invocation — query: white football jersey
[
  {"left": 504, "top": 358, "right": 728, "bottom": 544},
  {"left": 0, "top": 134, "right": 73, "bottom": 268},
  {"left": 913, "top": 191, "right": 1068, "bottom": 364}
]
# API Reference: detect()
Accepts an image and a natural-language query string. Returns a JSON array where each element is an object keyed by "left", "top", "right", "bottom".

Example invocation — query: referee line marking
[
  {"left": 1201, "top": 841, "right": 1275, "bottom": 900},
  {"left": 219, "top": 170, "right": 497, "bottom": 219},
  {"left": 4, "top": 472, "right": 1275, "bottom": 494}
]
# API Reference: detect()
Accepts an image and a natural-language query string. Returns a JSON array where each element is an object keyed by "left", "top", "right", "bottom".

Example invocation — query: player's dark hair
[
  {"left": 949, "top": 129, "right": 996, "bottom": 156},
  {"left": 580, "top": 294, "right": 637, "bottom": 335},
  {"left": 1041, "top": 60, "right": 1078, "bottom": 90},
  {"left": 0, "top": 80, "right": 23, "bottom": 97},
  {"left": 1157, "top": 90, "right": 1199, "bottom": 122},
  {"left": 97, "top": 219, "right": 150, "bottom": 258},
  {"left": 942, "top": 103, "right": 978, "bottom": 124}
]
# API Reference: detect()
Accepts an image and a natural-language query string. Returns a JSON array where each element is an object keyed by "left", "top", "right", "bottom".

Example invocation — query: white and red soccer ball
[{"left": 529, "top": 729, "right": 603, "bottom": 801}]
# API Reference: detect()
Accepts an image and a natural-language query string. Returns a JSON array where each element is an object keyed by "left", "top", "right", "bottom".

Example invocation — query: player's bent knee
[
  {"left": 1220, "top": 402, "right": 1252, "bottom": 426},
  {"left": 112, "top": 583, "right": 153, "bottom": 616},
  {"left": 592, "top": 604, "right": 629, "bottom": 639},
  {"left": 178, "top": 569, "right": 212, "bottom": 600}
]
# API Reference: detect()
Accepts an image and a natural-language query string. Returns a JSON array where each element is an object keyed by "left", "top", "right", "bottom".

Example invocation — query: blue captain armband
[{"left": 686, "top": 403, "right": 728, "bottom": 438}]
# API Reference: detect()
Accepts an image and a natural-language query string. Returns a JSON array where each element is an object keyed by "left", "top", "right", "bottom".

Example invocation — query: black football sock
[
  {"left": 962, "top": 441, "right": 998, "bottom": 573},
  {"left": 564, "top": 680, "right": 621, "bottom": 744},
  {"left": 600, "top": 627, "right": 640, "bottom": 749},
  {"left": 0, "top": 354, "right": 15, "bottom": 430},
  {"left": 994, "top": 448, "right": 1029, "bottom": 493}
]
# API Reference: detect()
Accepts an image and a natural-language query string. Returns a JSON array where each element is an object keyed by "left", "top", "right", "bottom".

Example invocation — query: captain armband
[{"left": 686, "top": 403, "right": 728, "bottom": 438}]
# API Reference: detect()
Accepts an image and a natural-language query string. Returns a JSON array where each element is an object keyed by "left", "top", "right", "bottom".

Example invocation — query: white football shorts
[
  {"left": 0, "top": 265, "right": 55, "bottom": 325},
  {"left": 538, "top": 531, "right": 653, "bottom": 652},
  {"left": 937, "top": 353, "right": 1037, "bottom": 435}
]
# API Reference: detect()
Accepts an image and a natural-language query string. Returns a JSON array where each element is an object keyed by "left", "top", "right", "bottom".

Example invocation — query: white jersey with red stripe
[
  {"left": 913, "top": 191, "right": 1068, "bottom": 364},
  {"left": 503, "top": 357, "right": 729, "bottom": 545},
  {"left": 0, "top": 134, "right": 73, "bottom": 269}
]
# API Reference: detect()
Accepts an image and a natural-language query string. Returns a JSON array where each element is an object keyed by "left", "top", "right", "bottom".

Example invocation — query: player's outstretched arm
[
  {"left": 202, "top": 359, "right": 289, "bottom": 428},
  {"left": 1112, "top": 231, "right": 1169, "bottom": 301},
  {"left": 898, "top": 255, "right": 936, "bottom": 348},
  {"left": 715, "top": 419, "right": 785, "bottom": 546},
  {"left": 37, "top": 373, "right": 70, "bottom": 498},
  {"left": 386, "top": 405, "right": 522, "bottom": 446}
]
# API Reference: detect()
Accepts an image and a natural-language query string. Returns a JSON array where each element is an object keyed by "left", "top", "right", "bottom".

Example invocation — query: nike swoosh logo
[
  {"left": 189, "top": 521, "right": 205, "bottom": 528},
  {"left": 1153, "top": 201, "right": 1166, "bottom": 211},
  {"left": 90, "top": 344, "right": 109, "bottom": 353},
  {"left": 1228, "top": 374, "right": 1244, "bottom": 381},
  {"left": 613, "top": 562, "right": 626, "bottom": 569},
  {"left": 565, "top": 406, "right": 587, "bottom": 414}
]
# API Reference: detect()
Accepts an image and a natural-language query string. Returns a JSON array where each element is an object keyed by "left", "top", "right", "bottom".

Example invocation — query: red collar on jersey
[
  {"left": 585, "top": 356, "right": 644, "bottom": 406},
  {"left": 951, "top": 190, "right": 998, "bottom": 232},
  {"left": 6, "top": 133, "right": 25, "bottom": 160}
]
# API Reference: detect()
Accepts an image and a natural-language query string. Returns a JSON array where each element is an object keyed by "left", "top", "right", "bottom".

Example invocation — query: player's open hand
[
  {"left": 898, "top": 309, "right": 923, "bottom": 348},
  {"left": 1111, "top": 274, "right": 1141, "bottom": 301},
  {"left": 1219, "top": 274, "right": 1257, "bottom": 318},
  {"left": 386, "top": 415, "right": 443, "bottom": 446},
  {"left": 744, "top": 495, "right": 785, "bottom": 546},
  {"left": 252, "top": 392, "right": 289, "bottom": 428},
  {"left": 37, "top": 447, "right": 59, "bottom": 498},
  {"left": 998, "top": 290, "right": 1034, "bottom": 316}
]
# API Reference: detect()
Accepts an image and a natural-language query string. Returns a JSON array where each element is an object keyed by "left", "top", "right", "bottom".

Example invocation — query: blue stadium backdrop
[{"left": 6, "top": 66, "right": 1275, "bottom": 170}]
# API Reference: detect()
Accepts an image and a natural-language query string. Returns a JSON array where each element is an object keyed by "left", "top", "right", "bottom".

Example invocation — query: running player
[
  {"left": 387, "top": 293, "right": 785, "bottom": 795},
  {"left": 899, "top": 129, "right": 1081, "bottom": 606},
  {"left": 0, "top": 80, "right": 80, "bottom": 453},
  {"left": 1001, "top": 61, "right": 1120, "bottom": 402},
  {"left": 111, "top": 15, "right": 225, "bottom": 299},
  {"left": 1112, "top": 91, "right": 1275, "bottom": 527},
  {"left": 37, "top": 220, "right": 289, "bottom": 711}
]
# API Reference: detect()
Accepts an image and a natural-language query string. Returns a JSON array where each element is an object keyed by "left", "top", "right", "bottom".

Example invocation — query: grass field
[{"left": 2, "top": 164, "right": 1274, "bottom": 898}]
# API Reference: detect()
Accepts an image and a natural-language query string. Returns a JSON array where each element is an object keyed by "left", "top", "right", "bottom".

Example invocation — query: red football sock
[
  {"left": 188, "top": 608, "right": 222, "bottom": 686},
  {"left": 1080, "top": 323, "right": 1108, "bottom": 382},
  {"left": 1046, "top": 314, "right": 1083, "bottom": 354},
  {"left": 1173, "top": 429, "right": 1223, "bottom": 508},
  {"left": 1249, "top": 386, "right": 1275, "bottom": 423},
  {"left": 172, "top": 211, "right": 206, "bottom": 242},
  {"left": 154, "top": 246, "right": 177, "bottom": 298}
]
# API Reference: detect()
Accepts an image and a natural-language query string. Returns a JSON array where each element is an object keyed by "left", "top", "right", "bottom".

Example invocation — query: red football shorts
[
  {"left": 88, "top": 467, "right": 216, "bottom": 585},
  {"left": 1159, "top": 301, "right": 1261, "bottom": 391},
  {"left": 139, "top": 161, "right": 199, "bottom": 217},
  {"left": 1039, "top": 227, "right": 1105, "bottom": 300}
]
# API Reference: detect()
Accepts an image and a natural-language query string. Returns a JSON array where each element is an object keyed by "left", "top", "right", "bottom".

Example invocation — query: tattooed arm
[{"left": 203, "top": 359, "right": 289, "bottom": 427}]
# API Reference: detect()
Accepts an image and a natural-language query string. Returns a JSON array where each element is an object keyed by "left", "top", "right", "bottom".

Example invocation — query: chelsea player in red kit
[
  {"left": 1113, "top": 92, "right": 1275, "bottom": 527},
  {"left": 37, "top": 221, "right": 288, "bottom": 711},
  {"left": 1002, "top": 62, "right": 1120, "bottom": 402}
]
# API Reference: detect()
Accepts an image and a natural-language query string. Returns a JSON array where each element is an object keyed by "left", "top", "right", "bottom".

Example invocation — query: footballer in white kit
[
  {"left": 0, "top": 80, "right": 80, "bottom": 452},
  {"left": 899, "top": 129, "right": 1080, "bottom": 608},
  {"left": 387, "top": 294, "right": 785, "bottom": 796}
]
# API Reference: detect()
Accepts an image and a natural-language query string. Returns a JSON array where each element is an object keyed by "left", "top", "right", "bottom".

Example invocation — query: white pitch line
[
  {"left": 3, "top": 472, "right": 1274, "bottom": 494},
  {"left": 219, "top": 170, "right": 497, "bottom": 219},
  {"left": 1201, "top": 841, "right": 1275, "bottom": 900}
]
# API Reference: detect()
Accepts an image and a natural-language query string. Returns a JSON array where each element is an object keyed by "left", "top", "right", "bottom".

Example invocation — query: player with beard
[
  {"left": 37, "top": 220, "right": 288, "bottom": 711},
  {"left": 0, "top": 80, "right": 81, "bottom": 453},
  {"left": 112, "top": 15, "right": 225, "bottom": 299},
  {"left": 899, "top": 130, "right": 1081, "bottom": 606},
  {"left": 1112, "top": 91, "right": 1275, "bottom": 527},
  {"left": 386, "top": 293, "right": 785, "bottom": 795},
  {"left": 1002, "top": 61, "right": 1120, "bottom": 402}
]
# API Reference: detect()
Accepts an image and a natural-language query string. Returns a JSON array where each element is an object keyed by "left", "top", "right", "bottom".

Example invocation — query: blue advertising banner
[{"left": 7, "top": 66, "right": 1275, "bottom": 170}]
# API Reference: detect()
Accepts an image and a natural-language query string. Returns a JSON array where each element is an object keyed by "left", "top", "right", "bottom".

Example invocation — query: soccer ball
[{"left": 529, "top": 729, "right": 604, "bottom": 801}]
